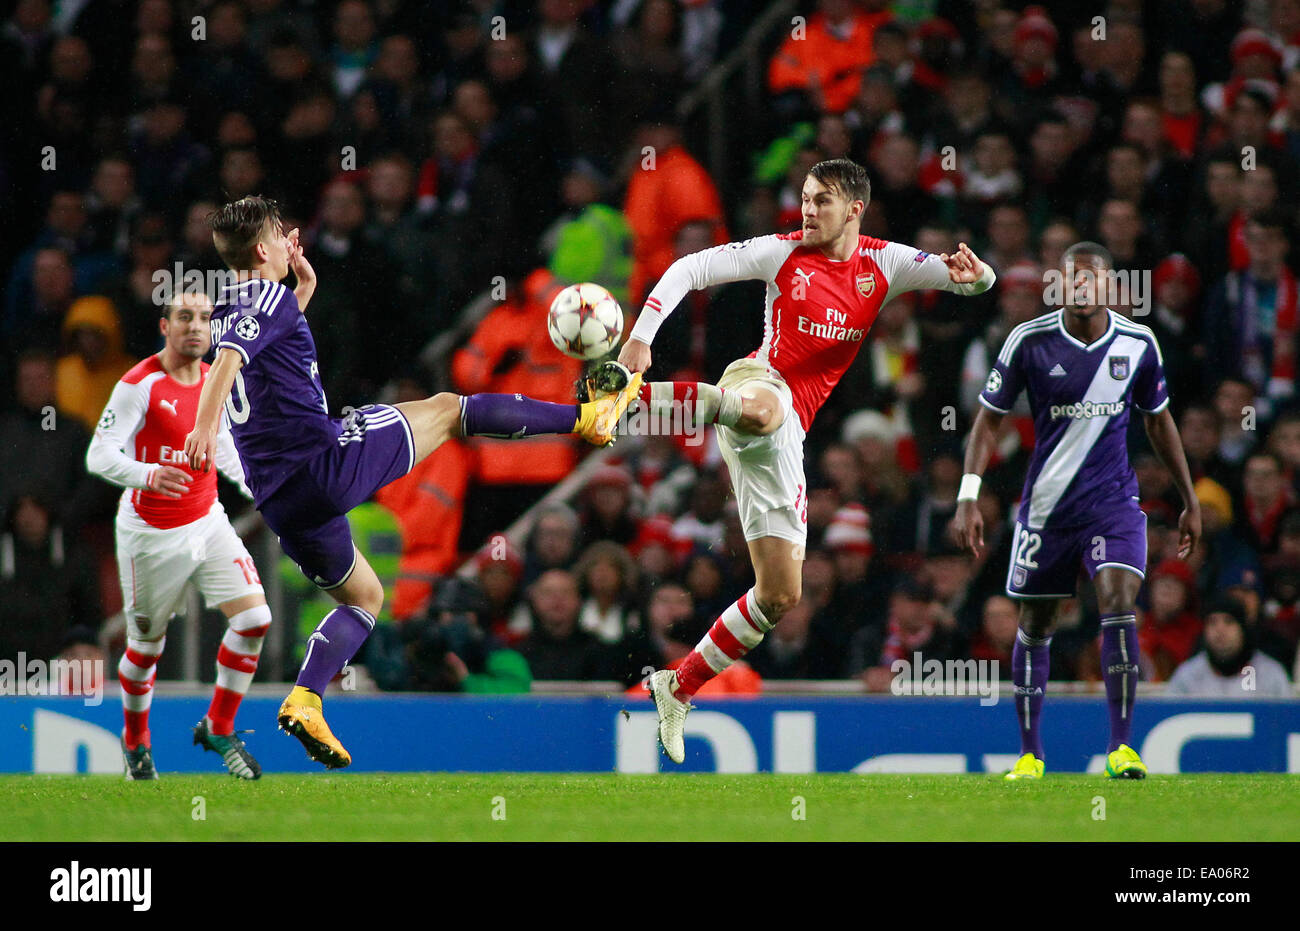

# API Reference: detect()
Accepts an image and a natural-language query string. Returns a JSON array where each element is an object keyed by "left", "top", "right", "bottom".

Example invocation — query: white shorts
[
  {"left": 715, "top": 358, "right": 809, "bottom": 547},
  {"left": 116, "top": 502, "right": 264, "bottom": 640}
]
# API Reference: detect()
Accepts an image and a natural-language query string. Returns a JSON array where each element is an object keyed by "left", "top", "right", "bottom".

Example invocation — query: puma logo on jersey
[
  {"left": 160, "top": 399, "right": 178, "bottom": 416},
  {"left": 794, "top": 268, "right": 815, "bottom": 287}
]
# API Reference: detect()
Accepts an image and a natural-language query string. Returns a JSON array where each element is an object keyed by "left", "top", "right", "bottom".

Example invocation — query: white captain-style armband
[{"left": 957, "top": 473, "right": 982, "bottom": 502}]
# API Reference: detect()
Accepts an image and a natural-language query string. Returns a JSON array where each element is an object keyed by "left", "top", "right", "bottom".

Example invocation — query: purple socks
[
  {"left": 1012, "top": 629, "right": 1051, "bottom": 759},
  {"left": 296, "top": 605, "right": 376, "bottom": 696},
  {"left": 460, "top": 393, "right": 578, "bottom": 438},
  {"left": 1100, "top": 613, "right": 1139, "bottom": 752}
]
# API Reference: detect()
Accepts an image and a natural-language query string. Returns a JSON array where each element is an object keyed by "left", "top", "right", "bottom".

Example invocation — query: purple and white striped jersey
[
  {"left": 979, "top": 309, "right": 1169, "bottom": 530},
  {"left": 209, "top": 278, "right": 337, "bottom": 505}
]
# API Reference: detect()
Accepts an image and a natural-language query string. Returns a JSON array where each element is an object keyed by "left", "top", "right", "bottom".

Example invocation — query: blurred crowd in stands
[{"left": 2, "top": 0, "right": 1299, "bottom": 695}]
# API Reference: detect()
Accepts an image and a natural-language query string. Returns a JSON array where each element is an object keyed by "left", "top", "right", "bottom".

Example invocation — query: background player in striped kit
[
  {"left": 955, "top": 242, "right": 1202, "bottom": 780},
  {"left": 87, "top": 292, "right": 270, "bottom": 780}
]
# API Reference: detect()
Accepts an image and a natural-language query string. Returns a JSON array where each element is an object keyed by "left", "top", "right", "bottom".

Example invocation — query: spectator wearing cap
[
  {"left": 54, "top": 295, "right": 137, "bottom": 431},
  {"left": 628, "top": 514, "right": 689, "bottom": 588},
  {"left": 1205, "top": 210, "right": 1297, "bottom": 417},
  {"left": 1202, "top": 29, "right": 1283, "bottom": 124},
  {"left": 1166, "top": 597, "right": 1292, "bottom": 697},
  {"left": 997, "top": 5, "right": 1063, "bottom": 124},
  {"left": 812, "top": 504, "right": 893, "bottom": 672},
  {"left": 578, "top": 464, "right": 641, "bottom": 550},
  {"left": 1142, "top": 559, "right": 1203, "bottom": 680},
  {"left": 1149, "top": 253, "right": 1202, "bottom": 402},
  {"left": 840, "top": 409, "right": 910, "bottom": 513},
  {"left": 849, "top": 576, "right": 965, "bottom": 689},
  {"left": 474, "top": 542, "right": 525, "bottom": 645}
]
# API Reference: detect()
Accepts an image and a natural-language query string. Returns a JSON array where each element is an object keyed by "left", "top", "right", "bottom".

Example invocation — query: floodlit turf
[{"left": 1, "top": 773, "right": 1295, "bottom": 841}]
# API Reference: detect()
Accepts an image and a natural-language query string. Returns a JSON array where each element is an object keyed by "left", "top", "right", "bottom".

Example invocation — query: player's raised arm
[
  {"left": 879, "top": 240, "right": 998, "bottom": 301},
  {"left": 620, "top": 235, "right": 790, "bottom": 373},
  {"left": 185, "top": 347, "right": 243, "bottom": 471},
  {"left": 287, "top": 226, "right": 316, "bottom": 312}
]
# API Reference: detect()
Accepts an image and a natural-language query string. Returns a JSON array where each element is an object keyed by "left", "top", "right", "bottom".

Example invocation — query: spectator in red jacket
[{"left": 1141, "top": 559, "right": 1203, "bottom": 681}]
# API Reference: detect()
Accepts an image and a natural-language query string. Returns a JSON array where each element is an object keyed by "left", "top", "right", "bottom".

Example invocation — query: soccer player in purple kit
[
  {"left": 954, "top": 242, "right": 1202, "bottom": 780},
  {"left": 184, "top": 196, "right": 640, "bottom": 768}
]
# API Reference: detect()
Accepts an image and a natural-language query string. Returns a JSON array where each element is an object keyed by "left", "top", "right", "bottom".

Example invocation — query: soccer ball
[{"left": 547, "top": 283, "right": 623, "bottom": 360}]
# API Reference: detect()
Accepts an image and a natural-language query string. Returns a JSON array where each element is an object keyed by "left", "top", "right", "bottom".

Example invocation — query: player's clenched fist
[
  {"left": 183, "top": 426, "right": 217, "bottom": 472},
  {"left": 148, "top": 465, "right": 192, "bottom": 498},
  {"left": 953, "top": 499, "right": 984, "bottom": 558},
  {"left": 618, "top": 336, "right": 652, "bottom": 375}
]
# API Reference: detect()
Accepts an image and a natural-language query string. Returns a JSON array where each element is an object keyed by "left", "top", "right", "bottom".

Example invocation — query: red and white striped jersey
[
  {"left": 630, "top": 231, "right": 996, "bottom": 430},
  {"left": 87, "top": 355, "right": 248, "bottom": 530}
]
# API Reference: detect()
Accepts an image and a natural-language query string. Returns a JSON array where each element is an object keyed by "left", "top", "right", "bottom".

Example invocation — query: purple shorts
[
  {"left": 1005, "top": 503, "right": 1148, "bottom": 599},
  {"left": 260, "top": 404, "right": 414, "bottom": 588}
]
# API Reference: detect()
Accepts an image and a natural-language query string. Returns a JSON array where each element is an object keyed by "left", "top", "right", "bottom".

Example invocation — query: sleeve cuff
[
  {"left": 216, "top": 342, "right": 251, "bottom": 365},
  {"left": 978, "top": 394, "right": 1010, "bottom": 414}
]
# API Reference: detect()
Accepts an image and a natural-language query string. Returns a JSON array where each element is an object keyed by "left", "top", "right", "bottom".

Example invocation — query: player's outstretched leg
[
  {"left": 119, "top": 634, "right": 165, "bottom": 780},
  {"left": 1006, "top": 625, "right": 1051, "bottom": 781},
  {"left": 633, "top": 378, "right": 743, "bottom": 432},
  {"left": 650, "top": 537, "right": 796, "bottom": 763},
  {"left": 194, "top": 600, "right": 270, "bottom": 779},
  {"left": 573, "top": 361, "right": 644, "bottom": 445}
]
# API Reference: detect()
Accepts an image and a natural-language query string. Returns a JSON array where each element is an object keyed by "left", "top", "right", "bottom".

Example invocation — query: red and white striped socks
[
  {"left": 672, "top": 589, "right": 773, "bottom": 699},
  {"left": 119, "top": 636, "right": 165, "bottom": 749},
  {"left": 207, "top": 605, "right": 271, "bottom": 736},
  {"left": 637, "top": 381, "right": 743, "bottom": 428}
]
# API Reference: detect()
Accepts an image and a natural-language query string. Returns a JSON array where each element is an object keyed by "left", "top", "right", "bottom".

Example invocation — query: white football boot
[{"left": 648, "top": 669, "right": 692, "bottom": 764}]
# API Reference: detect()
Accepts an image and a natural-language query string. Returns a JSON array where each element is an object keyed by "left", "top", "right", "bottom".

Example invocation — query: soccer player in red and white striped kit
[
  {"left": 87, "top": 291, "right": 281, "bottom": 780},
  {"left": 621, "top": 159, "right": 996, "bottom": 761}
]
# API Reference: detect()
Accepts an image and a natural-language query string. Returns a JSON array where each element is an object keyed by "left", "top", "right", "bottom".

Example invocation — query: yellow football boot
[
  {"left": 277, "top": 685, "right": 351, "bottom": 769},
  {"left": 1004, "top": 752, "right": 1045, "bottom": 781},
  {"left": 1105, "top": 744, "right": 1148, "bottom": 779},
  {"left": 574, "top": 363, "right": 642, "bottom": 447}
]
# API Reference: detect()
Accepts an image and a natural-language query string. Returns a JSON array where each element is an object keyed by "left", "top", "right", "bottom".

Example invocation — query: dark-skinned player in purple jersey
[
  {"left": 184, "top": 196, "right": 641, "bottom": 768},
  {"left": 954, "top": 241, "right": 1201, "bottom": 780}
]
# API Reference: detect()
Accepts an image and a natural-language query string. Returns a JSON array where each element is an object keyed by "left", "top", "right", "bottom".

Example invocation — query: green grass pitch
[{"left": 1, "top": 773, "right": 1295, "bottom": 841}]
